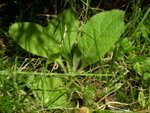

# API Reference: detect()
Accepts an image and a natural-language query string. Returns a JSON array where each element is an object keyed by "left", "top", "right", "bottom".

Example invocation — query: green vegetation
[{"left": 0, "top": 0, "right": 150, "bottom": 112}]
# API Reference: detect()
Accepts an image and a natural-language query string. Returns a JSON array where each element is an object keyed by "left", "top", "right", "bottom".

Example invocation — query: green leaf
[
  {"left": 32, "top": 77, "right": 66, "bottom": 107},
  {"left": 133, "top": 62, "right": 142, "bottom": 74},
  {"left": 140, "top": 23, "right": 150, "bottom": 38},
  {"left": 77, "top": 10, "right": 124, "bottom": 69},
  {"left": 9, "top": 7, "right": 78, "bottom": 59},
  {"left": 46, "top": 7, "right": 78, "bottom": 59},
  {"left": 144, "top": 59, "right": 150, "bottom": 73},
  {"left": 9, "top": 22, "right": 61, "bottom": 58},
  {"left": 144, "top": 72, "right": 150, "bottom": 80},
  {"left": 72, "top": 48, "right": 82, "bottom": 71},
  {"left": 138, "top": 91, "right": 146, "bottom": 108}
]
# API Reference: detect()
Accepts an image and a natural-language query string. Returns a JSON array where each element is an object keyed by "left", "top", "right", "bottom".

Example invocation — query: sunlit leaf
[
  {"left": 77, "top": 10, "right": 124, "bottom": 69},
  {"left": 9, "top": 22, "right": 61, "bottom": 58}
]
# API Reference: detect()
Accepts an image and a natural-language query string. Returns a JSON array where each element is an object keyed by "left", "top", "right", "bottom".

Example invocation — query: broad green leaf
[
  {"left": 31, "top": 77, "right": 66, "bottom": 107},
  {"left": 9, "top": 7, "right": 78, "bottom": 59},
  {"left": 77, "top": 10, "right": 124, "bottom": 69},
  {"left": 9, "top": 22, "right": 61, "bottom": 58},
  {"left": 46, "top": 7, "right": 78, "bottom": 59}
]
